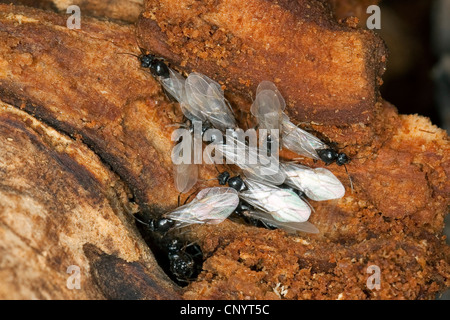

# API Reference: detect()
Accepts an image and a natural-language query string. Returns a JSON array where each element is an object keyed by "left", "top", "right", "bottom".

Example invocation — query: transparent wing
[
  {"left": 173, "top": 163, "right": 198, "bottom": 194},
  {"left": 185, "top": 72, "right": 236, "bottom": 131},
  {"left": 242, "top": 167, "right": 285, "bottom": 186},
  {"left": 239, "top": 179, "right": 311, "bottom": 222},
  {"left": 160, "top": 68, "right": 187, "bottom": 104},
  {"left": 206, "top": 99, "right": 237, "bottom": 131},
  {"left": 165, "top": 187, "right": 239, "bottom": 225},
  {"left": 251, "top": 81, "right": 285, "bottom": 131},
  {"left": 281, "top": 162, "right": 345, "bottom": 201},
  {"left": 281, "top": 115, "right": 328, "bottom": 160},
  {"left": 217, "top": 135, "right": 286, "bottom": 185},
  {"left": 159, "top": 68, "right": 201, "bottom": 121},
  {"left": 243, "top": 210, "right": 319, "bottom": 234},
  {"left": 255, "top": 81, "right": 286, "bottom": 111}
]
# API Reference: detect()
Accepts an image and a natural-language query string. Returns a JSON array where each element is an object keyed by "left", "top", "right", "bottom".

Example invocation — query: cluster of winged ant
[{"left": 131, "top": 51, "right": 351, "bottom": 284}]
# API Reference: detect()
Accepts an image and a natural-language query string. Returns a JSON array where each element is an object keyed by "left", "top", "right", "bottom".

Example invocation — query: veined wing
[
  {"left": 281, "top": 162, "right": 345, "bottom": 201},
  {"left": 206, "top": 99, "right": 237, "bottom": 131},
  {"left": 239, "top": 179, "right": 311, "bottom": 222},
  {"left": 166, "top": 187, "right": 239, "bottom": 225},
  {"left": 159, "top": 68, "right": 203, "bottom": 121},
  {"left": 217, "top": 135, "right": 286, "bottom": 185},
  {"left": 243, "top": 209, "right": 319, "bottom": 234},
  {"left": 255, "top": 81, "right": 286, "bottom": 110},
  {"left": 251, "top": 81, "right": 285, "bottom": 131},
  {"left": 185, "top": 72, "right": 236, "bottom": 131},
  {"left": 281, "top": 115, "right": 328, "bottom": 160},
  {"left": 173, "top": 163, "right": 198, "bottom": 194},
  {"left": 160, "top": 68, "right": 187, "bottom": 104}
]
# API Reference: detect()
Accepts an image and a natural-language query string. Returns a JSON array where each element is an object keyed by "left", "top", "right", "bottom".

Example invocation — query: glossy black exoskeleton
[
  {"left": 217, "top": 171, "right": 247, "bottom": 192},
  {"left": 133, "top": 212, "right": 203, "bottom": 285},
  {"left": 139, "top": 53, "right": 170, "bottom": 78},
  {"left": 316, "top": 148, "right": 350, "bottom": 166}
]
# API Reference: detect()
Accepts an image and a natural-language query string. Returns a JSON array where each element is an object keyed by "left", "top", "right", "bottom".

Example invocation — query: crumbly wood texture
[
  {"left": 0, "top": 3, "right": 448, "bottom": 300},
  {"left": 137, "top": 0, "right": 387, "bottom": 126},
  {"left": 182, "top": 112, "right": 450, "bottom": 299},
  {"left": 0, "top": 101, "right": 180, "bottom": 299},
  {"left": 50, "top": 0, "right": 143, "bottom": 23},
  {"left": 0, "top": 4, "right": 210, "bottom": 215},
  {"left": 184, "top": 220, "right": 450, "bottom": 300},
  {"left": 0, "top": 0, "right": 142, "bottom": 22}
]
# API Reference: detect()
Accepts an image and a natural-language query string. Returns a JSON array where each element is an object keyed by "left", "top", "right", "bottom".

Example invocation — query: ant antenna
[
  {"left": 343, "top": 164, "right": 354, "bottom": 194},
  {"left": 116, "top": 52, "right": 140, "bottom": 58},
  {"left": 177, "top": 192, "right": 182, "bottom": 207},
  {"left": 132, "top": 213, "right": 150, "bottom": 226},
  {"left": 183, "top": 187, "right": 199, "bottom": 205}
]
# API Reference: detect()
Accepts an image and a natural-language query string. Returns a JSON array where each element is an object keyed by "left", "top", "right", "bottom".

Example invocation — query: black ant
[
  {"left": 315, "top": 148, "right": 353, "bottom": 191},
  {"left": 133, "top": 212, "right": 203, "bottom": 285},
  {"left": 118, "top": 50, "right": 170, "bottom": 79},
  {"left": 316, "top": 148, "right": 350, "bottom": 166},
  {"left": 216, "top": 171, "right": 305, "bottom": 231},
  {"left": 164, "top": 238, "right": 202, "bottom": 283},
  {"left": 138, "top": 53, "right": 170, "bottom": 79},
  {"left": 216, "top": 171, "right": 268, "bottom": 227},
  {"left": 217, "top": 171, "right": 247, "bottom": 192},
  {"left": 217, "top": 170, "right": 305, "bottom": 197},
  {"left": 134, "top": 213, "right": 175, "bottom": 234}
]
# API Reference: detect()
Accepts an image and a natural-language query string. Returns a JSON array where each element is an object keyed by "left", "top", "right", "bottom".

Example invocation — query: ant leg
[
  {"left": 183, "top": 188, "right": 199, "bottom": 205},
  {"left": 116, "top": 52, "right": 140, "bottom": 58},
  {"left": 183, "top": 241, "right": 203, "bottom": 258}
]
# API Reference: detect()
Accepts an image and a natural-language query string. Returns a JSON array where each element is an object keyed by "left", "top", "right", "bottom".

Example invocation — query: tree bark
[
  {"left": 0, "top": 3, "right": 448, "bottom": 300},
  {"left": 0, "top": 100, "right": 180, "bottom": 299},
  {"left": 137, "top": 0, "right": 387, "bottom": 126}
]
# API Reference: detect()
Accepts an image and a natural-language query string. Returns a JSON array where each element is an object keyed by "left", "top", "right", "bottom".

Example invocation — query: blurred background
[
  {"left": 378, "top": 0, "right": 449, "bottom": 132},
  {"left": 331, "top": 0, "right": 449, "bottom": 130},
  {"left": 378, "top": 0, "right": 450, "bottom": 300}
]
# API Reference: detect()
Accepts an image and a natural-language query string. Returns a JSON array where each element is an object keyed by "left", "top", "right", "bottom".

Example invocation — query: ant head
[
  {"left": 166, "top": 238, "right": 183, "bottom": 253},
  {"left": 139, "top": 54, "right": 155, "bottom": 68},
  {"left": 217, "top": 171, "right": 230, "bottom": 185},
  {"left": 336, "top": 153, "right": 350, "bottom": 166}
]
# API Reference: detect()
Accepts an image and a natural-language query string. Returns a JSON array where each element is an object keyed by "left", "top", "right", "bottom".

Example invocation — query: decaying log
[
  {"left": 0, "top": 0, "right": 56, "bottom": 11},
  {"left": 184, "top": 221, "right": 450, "bottom": 300},
  {"left": 0, "top": 4, "right": 217, "bottom": 216},
  {"left": 85, "top": 244, "right": 180, "bottom": 300},
  {"left": 0, "top": 0, "right": 142, "bottom": 23},
  {"left": 0, "top": 101, "right": 180, "bottom": 299},
  {"left": 137, "top": 0, "right": 387, "bottom": 127},
  {"left": 0, "top": 3, "right": 448, "bottom": 300},
  {"left": 50, "top": 0, "right": 143, "bottom": 23}
]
